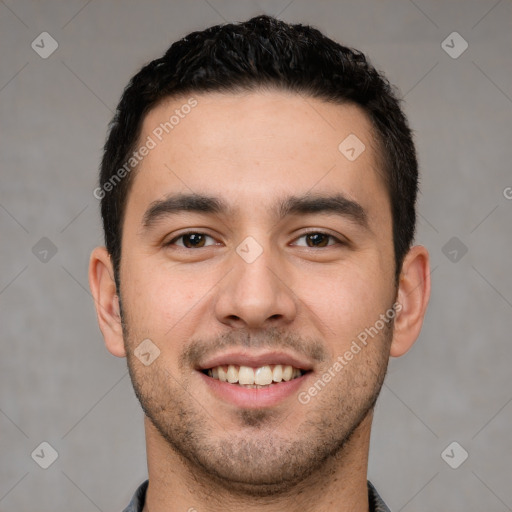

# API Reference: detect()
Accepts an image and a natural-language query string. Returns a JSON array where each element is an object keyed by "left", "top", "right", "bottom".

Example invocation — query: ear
[
  {"left": 88, "top": 246, "right": 126, "bottom": 357},
  {"left": 390, "top": 245, "right": 431, "bottom": 357}
]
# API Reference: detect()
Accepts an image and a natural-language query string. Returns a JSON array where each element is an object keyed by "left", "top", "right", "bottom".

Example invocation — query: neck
[{"left": 142, "top": 411, "right": 373, "bottom": 512}]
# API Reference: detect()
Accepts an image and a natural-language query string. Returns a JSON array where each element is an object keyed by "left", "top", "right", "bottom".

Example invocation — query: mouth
[
  {"left": 202, "top": 364, "right": 307, "bottom": 388},
  {"left": 196, "top": 351, "right": 314, "bottom": 408}
]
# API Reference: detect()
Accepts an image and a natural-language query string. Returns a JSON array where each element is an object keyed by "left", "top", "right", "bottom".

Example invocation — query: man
[{"left": 89, "top": 15, "right": 430, "bottom": 512}]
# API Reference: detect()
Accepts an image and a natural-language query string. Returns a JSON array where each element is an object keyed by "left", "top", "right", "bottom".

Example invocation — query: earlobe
[
  {"left": 88, "top": 247, "right": 127, "bottom": 358},
  {"left": 389, "top": 245, "right": 431, "bottom": 357}
]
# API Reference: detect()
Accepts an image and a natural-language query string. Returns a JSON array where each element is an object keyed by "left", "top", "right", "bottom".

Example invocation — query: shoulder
[
  {"left": 367, "top": 480, "right": 392, "bottom": 512},
  {"left": 122, "top": 480, "right": 149, "bottom": 512}
]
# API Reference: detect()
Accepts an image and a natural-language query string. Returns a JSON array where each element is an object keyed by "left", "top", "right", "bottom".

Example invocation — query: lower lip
[{"left": 198, "top": 371, "right": 309, "bottom": 409}]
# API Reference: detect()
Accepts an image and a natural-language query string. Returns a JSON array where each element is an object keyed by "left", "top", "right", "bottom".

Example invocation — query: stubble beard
[{"left": 121, "top": 303, "right": 394, "bottom": 496}]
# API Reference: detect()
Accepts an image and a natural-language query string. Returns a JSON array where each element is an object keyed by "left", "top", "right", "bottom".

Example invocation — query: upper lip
[{"left": 197, "top": 350, "right": 314, "bottom": 371}]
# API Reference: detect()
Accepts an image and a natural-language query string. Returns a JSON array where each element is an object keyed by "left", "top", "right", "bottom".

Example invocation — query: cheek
[
  {"left": 295, "top": 261, "right": 392, "bottom": 344},
  {"left": 121, "top": 256, "right": 202, "bottom": 335}
]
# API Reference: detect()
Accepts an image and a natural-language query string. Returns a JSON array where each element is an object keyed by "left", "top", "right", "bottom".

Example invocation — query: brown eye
[
  {"left": 294, "top": 232, "right": 341, "bottom": 248},
  {"left": 168, "top": 232, "right": 215, "bottom": 249},
  {"left": 305, "top": 233, "right": 330, "bottom": 247}
]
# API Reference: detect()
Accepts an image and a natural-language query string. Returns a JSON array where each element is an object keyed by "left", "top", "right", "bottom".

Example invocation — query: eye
[
  {"left": 166, "top": 232, "right": 218, "bottom": 249},
  {"left": 292, "top": 231, "right": 343, "bottom": 248},
  {"left": 165, "top": 231, "right": 344, "bottom": 250}
]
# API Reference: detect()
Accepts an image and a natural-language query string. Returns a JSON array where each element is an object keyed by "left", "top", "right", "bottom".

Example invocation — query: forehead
[{"left": 127, "top": 90, "right": 390, "bottom": 228}]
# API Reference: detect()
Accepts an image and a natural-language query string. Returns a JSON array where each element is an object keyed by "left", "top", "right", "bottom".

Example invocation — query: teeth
[
  {"left": 226, "top": 364, "right": 238, "bottom": 383},
  {"left": 238, "top": 365, "right": 255, "bottom": 385},
  {"left": 218, "top": 366, "right": 227, "bottom": 382},
  {"left": 272, "top": 364, "right": 283, "bottom": 382},
  {"left": 254, "top": 365, "right": 273, "bottom": 385},
  {"left": 206, "top": 364, "right": 304, "bottom": 386},
  {"left": 282, "top": 365, "right": 293, "bottom": 381}
]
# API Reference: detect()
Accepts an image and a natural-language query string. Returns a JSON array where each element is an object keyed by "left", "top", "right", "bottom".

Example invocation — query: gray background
[{"left": 1, "top": 0, "right": 511, "bottom": 510}]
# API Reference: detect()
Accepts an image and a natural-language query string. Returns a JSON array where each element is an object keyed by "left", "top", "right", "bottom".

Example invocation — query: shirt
[{"left": 123, "top": 479, "right": 391, "bottom": 511}]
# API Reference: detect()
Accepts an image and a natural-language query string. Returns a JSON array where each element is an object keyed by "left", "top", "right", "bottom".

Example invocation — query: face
[{"left": 119, "top": 90, "right": 397, "bottom": 492}]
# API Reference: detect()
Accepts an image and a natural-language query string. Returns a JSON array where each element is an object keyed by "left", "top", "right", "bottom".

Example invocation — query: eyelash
[{"left": 166, "top": 231, "right": 344, "bottom": 249}]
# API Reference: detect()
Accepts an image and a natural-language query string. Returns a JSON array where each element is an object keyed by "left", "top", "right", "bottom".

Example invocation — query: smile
[{"left": 203, "top": 364, "right": 306, "bottom": 387}]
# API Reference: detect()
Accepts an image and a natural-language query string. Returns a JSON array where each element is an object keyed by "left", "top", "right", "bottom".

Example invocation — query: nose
[{"left": 213, "top": 242, "right": 298, "bottom": 331}]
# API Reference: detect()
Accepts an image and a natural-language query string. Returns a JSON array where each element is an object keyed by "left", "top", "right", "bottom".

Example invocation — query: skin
[{"left": 89, "top": 90, "right": 430, "bottom": 512}]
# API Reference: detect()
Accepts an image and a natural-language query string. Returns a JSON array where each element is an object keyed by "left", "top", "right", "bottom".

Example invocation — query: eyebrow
[{"left": 141, "top": 191, "right": 369, "bottom": 230}]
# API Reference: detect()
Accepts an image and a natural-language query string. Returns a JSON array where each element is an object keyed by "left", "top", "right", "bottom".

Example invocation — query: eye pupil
[
  {"left": 183, "top": 233, "right": 205, "bottom": 248},
  {"left": 307, "top": 233, "right": 329, "bottom": 247}
]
